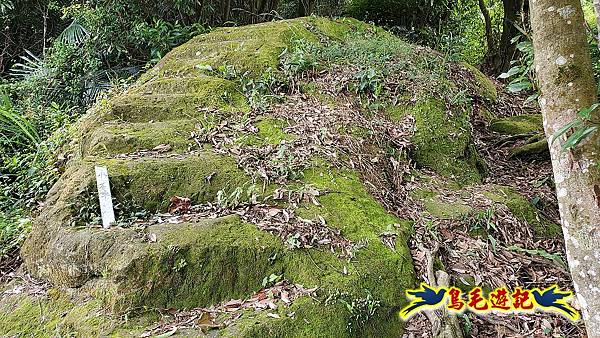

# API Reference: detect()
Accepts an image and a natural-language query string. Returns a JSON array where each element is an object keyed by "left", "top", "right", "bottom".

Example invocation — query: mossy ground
[
  {"left": 0, "top": 288, "right": 113, "bottom": 337},
  {"left": 84, "top": 120, "right": 199, "bottom": 156},
  {"left": 240, "top": 117, "right": 296, "bottom": 146},
  {"left": 98, "top": 153, "right": 249, "bottom": 212},
  {"left": 482, "top": 186, "right": 561, "bottom": 238},
  {"left": 410, "top": 179, "right": 561, "bottom": 240}
]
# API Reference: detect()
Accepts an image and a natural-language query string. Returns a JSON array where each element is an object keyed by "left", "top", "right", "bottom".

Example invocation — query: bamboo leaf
[
  {"left": 551, "top": 119, "right": 581, "bottom": 145},
  {"left": 562, "top": 125, "right": 598, "bottom": 150}
]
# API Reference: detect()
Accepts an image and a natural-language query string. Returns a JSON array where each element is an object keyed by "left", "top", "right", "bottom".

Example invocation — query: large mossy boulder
[
  {"left": 14, "top": 17, "right": 417, "bottom": 337},
  {"left": 6, "top": 17, "right": 553, "bottom": 337}
]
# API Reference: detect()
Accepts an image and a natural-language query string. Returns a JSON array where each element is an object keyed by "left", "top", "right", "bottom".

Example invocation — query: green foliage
[
  {"left": 0, "top": 95, "right": 39, "bottom": 149},
  {"left": 277, "top": 0, "right": 347, "bottom": 18},
  {"left": 69, "top": 186, "right": 149, "bottom": 228},
  {"left": 582, "top": 0, "right": 600, "bottom": 94},
  {"left": 552, "top": 103, "right": 600, "bottom": 151},
  {"left": 0, "top": 212, "right": 32, "bottom": 259},
  {"left": 498, "top": 36, "right": 536, "bottom": 100},
  {"left": 1, "top": 0, "right": 220, "bottom": 235},
  {"left": 0, "top": 96, "right": 64, "bottom": 214},
  {"left": 0, "top": 132, "right": 68, "bottom": 211},
  {"left": 215, "top": 64, "right": 284, "bottom": 111},
  {"left": 426, "top": 0, "right": 490, "bottom": 64},
  {"left": 57, "top": 20, "right": 90, "bottom": 45},
  {"left": 463, "top": 206, "right": 497, "bottom": 235},
  {"left": 507, "top": 245, "right": 568, "bottom": 270},
  {"left": 9, "top": 50, "right": 50, "bottom": 80},
  {"left": 351, "top": 67, "right": 383, "bottom": 98},
  {"left": 216, "top": 184, "right": 260, "bottom": 209},
  {"left": 280, "top": 39, "right": 320, "bottom": 77},
  {"left": 0, "top": 97, "right": 73, "bottom": 212},
  {"left": 0, "top": 0, "right": 14, "bottom": 14},
  {"left": 132, "top": 20, "right": 207, "bottom": 63},
  {"left": 261, "top": 273, "right": 283, "bottom": 287},
  {"left": 0, "top": 0, "right": 74, "bottom": 73},
  {"left": 326, "top": 290, "right": 381, "bottom": 332}
]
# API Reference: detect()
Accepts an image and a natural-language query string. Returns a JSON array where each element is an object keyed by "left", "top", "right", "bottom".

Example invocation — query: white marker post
[{"left": 95, "top": 166, "right": 115, "bottom": 229}]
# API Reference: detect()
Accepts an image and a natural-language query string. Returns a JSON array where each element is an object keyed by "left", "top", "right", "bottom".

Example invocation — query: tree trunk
[
  {"left": 530, "top": 0, "right": 600, "bottom": 334},
  {"left": 307, "top": 0, "right": 315, "bottom": 14},
  {"left": 478, "top": 0, "right": 495, "bottom": 58},
  {"left": 493, "top": 0, "right": 524, "bottom": 74},
  {"left": 223, "top": 0, "right": 232, "bottom": 22},
  {"left": 297, "top": 0, "right": 315, "bottom": 17},
  {"left": 297, "top": 0, "right": 306, "bottom": 16}
]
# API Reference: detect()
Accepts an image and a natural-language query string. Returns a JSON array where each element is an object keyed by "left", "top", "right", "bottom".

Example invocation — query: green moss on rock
[
  {"left": 309, "top": 16, "right": 373, "bottom": 41},
  {"left": 221, "top": 296, "right": 403, "bottom": 338},
  {"left": 83, "top": 120, "right": 199, "bottom": 156},
  {"left": 389, "top": 98, "right": 487, "bottom": 185},
  {"left": 292, "top": 166, "right": 415, "bottom": 301},
  {"left": 423, "top": 198, "right": 473, "bottom": 220},
  {"left": 97, "top": 153, "right": 250, "bottom": 212},
  {"left": 259, "top": 165, "right": 415, "bottom": 337},
  {"left": 141, "top": 19, "right": 316, "bottom": 80},
  {"left": 240, "top": 117, "right": 296, "bottom": 146},
  {"left": 109, "top": 76, "right": 248, "bottom": 122},
  {"left": 13, "top": 16, "right": 518, "bottom": 337},
  {"left": 106, "top": 216, "right": 288, "bottom": 311},
  {"left": 0, "top": 284, "right": 115, "bottom": 337},
  {"left": 489, "top": 114, "right": 543, "bottom": 135},
  {"left": 510, "top": 139, "right": 550, "bottom": 159},
  {"left": 483, "top": 186, "right": 561, "bottom": 238},
  {"left": 460, "top": 62, "right": 498, "bottom": 102}
]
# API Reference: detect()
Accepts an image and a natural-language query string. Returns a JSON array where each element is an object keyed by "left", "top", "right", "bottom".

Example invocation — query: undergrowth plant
[
  {"left": 552, "top": 103, "right": 600, "bottom": 151},
  {"left": 498, "top": 35, "right": 537, "bottom": 102},
  {"left": 69, "top": 185, "right": 149, "bottom": 228},
  {"left": 215, "top": 64, "right": 285, "bottom": 111},
  {"left": 216, "top": 184, "right": 260, "bottom": 209},
  {"left": 0, "top": 212, "right": 32, "bottom": 259},
  {"left": 325, "top": 290, "right": 381, "bottom": 332},
  {"left": 0, "top": 94, "right": 39, "bottom": 150},
  {"left": 280, "top": 38, "right": 319, "bottom": 78}
]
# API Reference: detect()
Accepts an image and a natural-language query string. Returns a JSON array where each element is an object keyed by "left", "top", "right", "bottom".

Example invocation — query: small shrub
[{"left": 0, "top": 212, "right": 32, "bottom": 259}]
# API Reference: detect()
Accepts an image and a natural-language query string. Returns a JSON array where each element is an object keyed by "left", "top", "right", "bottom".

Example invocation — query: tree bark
[
  {"left": 223, "top": 0, "right": 232, "bottom": 22},
  {"left": 478, "top": 0, "right": 495, "bottom": 59},
  {"left": 297, "top": 0, "right": 306, "bottom": 16},
  {"left": 297, "top": 0, "right": 315, "bottom": 17},
  {"left": 530, "top": 0, "right": 600, "bottom": 334},
  {"left": 493, "top": 0, "right": 524, "bottom": 74}
]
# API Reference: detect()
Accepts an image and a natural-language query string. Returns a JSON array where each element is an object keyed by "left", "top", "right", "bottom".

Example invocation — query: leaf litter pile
[{"left": 150, "top": 193, "right": 356, "bottom": 257}]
